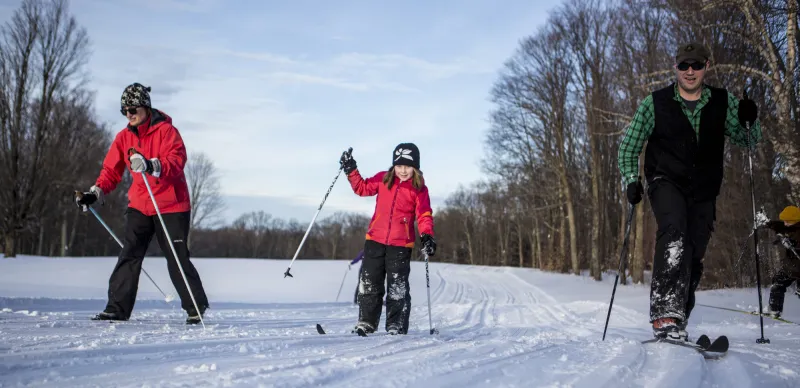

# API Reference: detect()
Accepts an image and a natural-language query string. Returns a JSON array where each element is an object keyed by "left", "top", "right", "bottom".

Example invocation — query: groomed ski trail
[{"left": 0, "top": 258, "right": 798, "bottom": 387}]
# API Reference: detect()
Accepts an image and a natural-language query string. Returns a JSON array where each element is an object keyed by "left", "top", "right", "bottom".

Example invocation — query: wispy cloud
[
  {"left": 195, "top": 48, "right": 299, "bottom": 66},
  {"left": 260, "top": 71, "right": 419, "bottom": 93},
  {"left": 331, "top": 53, "right": 490, "bottom": 80},
  {"left": 190, "top": 47, "right": 486, "bottom": 86},
  {"left": 137, "top": 0, "right": 219, "bottom": 13}
]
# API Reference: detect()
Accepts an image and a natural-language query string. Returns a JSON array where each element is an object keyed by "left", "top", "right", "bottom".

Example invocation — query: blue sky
[{"left": 1, "top": 0, "right": 556, "bottom": 225}]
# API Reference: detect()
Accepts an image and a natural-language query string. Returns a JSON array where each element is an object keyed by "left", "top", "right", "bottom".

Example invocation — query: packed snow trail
[{"left": 0, "top": 257, "right": 798, "bottom": 387}]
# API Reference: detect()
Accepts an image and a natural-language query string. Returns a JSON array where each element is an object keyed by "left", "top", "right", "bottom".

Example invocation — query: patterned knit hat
[
  {"left": 120, "top": 83, "right": 151, "bottom": 109},
  {"left": 392, "top": 143, "right": 420, "bottom": 170}
]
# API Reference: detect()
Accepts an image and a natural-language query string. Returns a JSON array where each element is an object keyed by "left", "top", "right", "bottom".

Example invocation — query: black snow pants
[
  {"left": 104, "top": 208, "right": 209, "bottom": 319},
  {"left": 768, "top": 258, "right": 800, "bottom": 313},
  {"left": 357, "top": 240, "right": 412, "bottom": 333},
  {"left": 648, "top": 179, "right": 716, "bottom": 323}
]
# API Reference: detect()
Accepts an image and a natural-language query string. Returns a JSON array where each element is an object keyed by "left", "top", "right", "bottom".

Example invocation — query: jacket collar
[{"left": 127, "top": 109, "right": 169, "bottom": 136}]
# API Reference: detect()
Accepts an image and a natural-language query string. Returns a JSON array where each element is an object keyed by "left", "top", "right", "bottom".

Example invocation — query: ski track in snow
[{"left": 0, "top": 258, "right": 799, "bottom": 387}]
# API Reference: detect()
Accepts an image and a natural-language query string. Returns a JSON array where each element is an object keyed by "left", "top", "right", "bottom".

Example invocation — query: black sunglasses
[
  {"left": 677, "top": 61, "right": 706, "bottom": 71},
  {"left": 120, "top": 107, "right": 139, "bottom": 116}
]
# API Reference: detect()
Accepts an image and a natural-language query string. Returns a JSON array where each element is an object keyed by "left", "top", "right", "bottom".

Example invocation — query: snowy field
[{"left": 0, "top": 256, "right": 799, "bottom": 387}]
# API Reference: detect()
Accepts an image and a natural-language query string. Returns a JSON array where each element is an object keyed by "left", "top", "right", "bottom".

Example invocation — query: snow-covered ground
[{"left": 0, "top": 256, "right": 798, "bottom": 387}]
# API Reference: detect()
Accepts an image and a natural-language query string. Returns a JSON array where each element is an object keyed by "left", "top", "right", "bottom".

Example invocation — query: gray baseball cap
[{"left": 675, "top": 42, "right": 710, "bottom": 63}]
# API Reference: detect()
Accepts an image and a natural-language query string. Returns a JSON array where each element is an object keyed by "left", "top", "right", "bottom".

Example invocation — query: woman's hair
[{"left": 383, "top": 166, "right": 423, "bottom": 190}]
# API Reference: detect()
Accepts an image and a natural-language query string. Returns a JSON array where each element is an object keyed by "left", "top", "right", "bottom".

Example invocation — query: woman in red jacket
[
  {"left": 74, "top": 83, "right": 209, "bottom": 324},
  {"left": 340, "top": 143, "right": 436, "bottom": 335}
]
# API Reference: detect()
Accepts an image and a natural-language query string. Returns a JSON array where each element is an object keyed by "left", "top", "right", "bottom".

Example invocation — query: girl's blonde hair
[{"left": 383, "top": 166, "right": 423, "bottom": 190}]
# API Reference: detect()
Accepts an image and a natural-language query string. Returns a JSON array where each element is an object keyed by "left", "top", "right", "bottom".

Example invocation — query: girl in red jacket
[
  {"left": 74, "top": 83, "right": 209, "bottom": 324},
  {"left": 340, "top": 143, "right": 436, "bottom": 335}
]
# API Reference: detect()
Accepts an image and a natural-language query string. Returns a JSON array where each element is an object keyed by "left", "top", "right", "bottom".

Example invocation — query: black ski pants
[
  {"left": 648, "top": 179, "right": 716, "bottom": 323},
  {"left": 104, "top": 208, "right": 209, "bottom": 319},
  {"left": 357, "top": 240, "right": 412, "bottom": 333},
  {"left": 768, "top": 258, "right": 800, "bottom": 312}
]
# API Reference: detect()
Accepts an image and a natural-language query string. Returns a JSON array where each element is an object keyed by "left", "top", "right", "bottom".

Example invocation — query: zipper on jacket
[
  {"left": 385, "top": 183, "right": 401, "bottom": 245},
  {"left": 404, "top": 217, "right": 410, "bottom": 241}
]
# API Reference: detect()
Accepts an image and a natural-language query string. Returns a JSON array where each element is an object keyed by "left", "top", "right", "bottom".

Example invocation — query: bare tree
[
  {"left": 0, "top": 0, "right": 91, "bottom": 257},
  {"left": 554, "top": 0, "right": 617, "bottom": 280},
  {"left": 185, "top": 151, "right": 225, "bottom": 246}
]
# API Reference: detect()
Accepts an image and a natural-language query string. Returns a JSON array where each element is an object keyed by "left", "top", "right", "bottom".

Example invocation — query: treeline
[
  {"left": 3, "top": 0, "right": 800, "bottom": 291},
  {"left": 428, "top": 0, "right": 800, "bottom": 289}
]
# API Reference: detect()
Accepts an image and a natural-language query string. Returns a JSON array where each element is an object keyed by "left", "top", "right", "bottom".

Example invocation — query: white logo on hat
[{"left": 395, "top": 148, "right": 413, "bottom": 161}]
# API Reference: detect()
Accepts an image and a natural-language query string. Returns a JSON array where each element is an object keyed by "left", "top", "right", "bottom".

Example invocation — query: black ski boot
[
  {"left": 653, "top": 317, "right": 686, "bottom": 341},
  {"left": 91, "top": 311, "right": 125, "bottom": 321},
  {"left": 677, "top": 319, "right": 690, "bottom": 342},
  {"left": 186, "top": 305, "right": 207, "bottom": 325},
  {"left": 386, "top": 324, "right": 406, "bottom": 335},
  {"left": 352, "top": 321, "right": 375, "bottom": 336}
]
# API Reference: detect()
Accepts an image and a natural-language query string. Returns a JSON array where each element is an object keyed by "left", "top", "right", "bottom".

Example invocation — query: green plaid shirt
[{"left": 617, "top": 84, "right": 763, "bottom": 186}]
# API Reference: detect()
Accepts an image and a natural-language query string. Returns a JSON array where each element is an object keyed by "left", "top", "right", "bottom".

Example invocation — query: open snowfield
[{"left": 1, "top": 256, "right": 799, "bottom": 387}]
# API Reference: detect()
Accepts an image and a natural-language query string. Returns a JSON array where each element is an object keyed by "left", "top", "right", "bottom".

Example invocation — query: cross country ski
[{"left": 642, "top": 335, "right": 729, "bottom": 360}]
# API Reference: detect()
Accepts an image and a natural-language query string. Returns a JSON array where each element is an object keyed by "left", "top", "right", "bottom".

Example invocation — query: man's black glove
[
  {"left": 340, "top": 150, "right": 357, "bottom": 174},
  {"left": 626, "top": 180, "right": 643, "bottom": 205},
  {"left": 738, "top": 90, "right": 758, "bottom": 127},
  {"left": 421, "top": 233, "right": 436, "bottom": 257}
]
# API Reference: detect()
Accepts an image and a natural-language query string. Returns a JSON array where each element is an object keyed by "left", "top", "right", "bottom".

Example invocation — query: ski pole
[
  {"left": 744, "top": 111, "right": 769, "bottom": 344},
  {"left": 602, "top": 202, "right": 635, "bottom": 341},
  {"left": 77, "top": 191, "right": 175, "bottom": 303},
  {"left": 284, "top": 147, "right": 352, "bottom": 278},
  {"left": 130, "top": 149, "right": 206, "bottom": 329},
  {"left": 424, "top": 252, "right": 438, "bottom": 335},
  {"left": 85, "top": 204, "right": 175, "bottom": 303},
  {"left": 336, "top": 249, "right": 363, "bottom": 302},
  {"left": 335, "top": 264, "right": 350, "bottom": 302},
  {"left": 696, "top": 303, "right": 799, "bottom": 325}
]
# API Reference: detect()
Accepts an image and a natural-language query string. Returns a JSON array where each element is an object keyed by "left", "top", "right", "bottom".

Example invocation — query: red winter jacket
[
  {"left": 348, "top": 169, "right": 434, "bottom": 248},
  {"left": 95, "top": 109, "right": 191, "bottom": 216}
]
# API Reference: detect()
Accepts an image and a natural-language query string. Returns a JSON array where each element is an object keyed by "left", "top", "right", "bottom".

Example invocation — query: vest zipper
[{"left": 385, "top": 182, "right": 400, "bottom": 245}]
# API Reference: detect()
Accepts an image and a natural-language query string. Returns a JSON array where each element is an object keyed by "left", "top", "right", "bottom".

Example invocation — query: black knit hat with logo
[{"left": 392, "top": 143, "right": 420, "bottom": 170}]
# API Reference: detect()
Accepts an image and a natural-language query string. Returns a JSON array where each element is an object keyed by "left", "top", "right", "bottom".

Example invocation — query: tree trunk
[
  {"left": 562, "top": 180, "right": 580, "bottom": 275},
  {"left": 5, "top": 232, "right": 17, "bottom": 258},
  {"left": 464, "top": 221, "right": 475, "bottom": 266},
  {"left": 67, "top": 210, "right": 80, "bottom": 256},
  {"left": 517, "top": 218, "right": 524, "bottom": 267},
  {"left": 61, "top": 216, "right": 68, "bottom": 257},
  {"left": 590, "top": 163, "right": 602, "bottom": 280},
  {"left": 559, "top": 205, "right": 568, "bottom": 273},
  {"left": 535, "top": 217, "right": 542, "bottom": 269},
  {"left": 37, "top": 220, "right": 45, "bottom": 256}
]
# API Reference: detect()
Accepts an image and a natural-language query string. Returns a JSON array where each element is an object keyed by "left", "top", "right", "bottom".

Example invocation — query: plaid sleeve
[
  {"left": 617, "top": 95, "right": 655, "bottom": 186},
  {"left": 725, "top": 91, "right": 762, "bottom": 149}
]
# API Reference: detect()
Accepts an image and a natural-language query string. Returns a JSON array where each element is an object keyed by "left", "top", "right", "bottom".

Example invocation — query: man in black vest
[{"left": 617, "top": 42, "right": 761, "bottom": 340}]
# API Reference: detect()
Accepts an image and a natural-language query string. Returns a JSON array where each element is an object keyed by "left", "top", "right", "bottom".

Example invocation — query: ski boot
[
  {"left": 91, "top": 311, "right": 125, "bottom": 321},
  {"left": 677, "top": 319, "right": 690, "bottom": 342},
  {"left": 186, "top": 305, "right": 208, "bottom": 325},
  {"left": 352, "top": 321, "right": 375, "bottom": 336},
  {"left": 386, "top": 324, "right": 406, "bottom": 335},
  {"left": 652, "top": 318, "right": 686, "bottom": 341}
]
